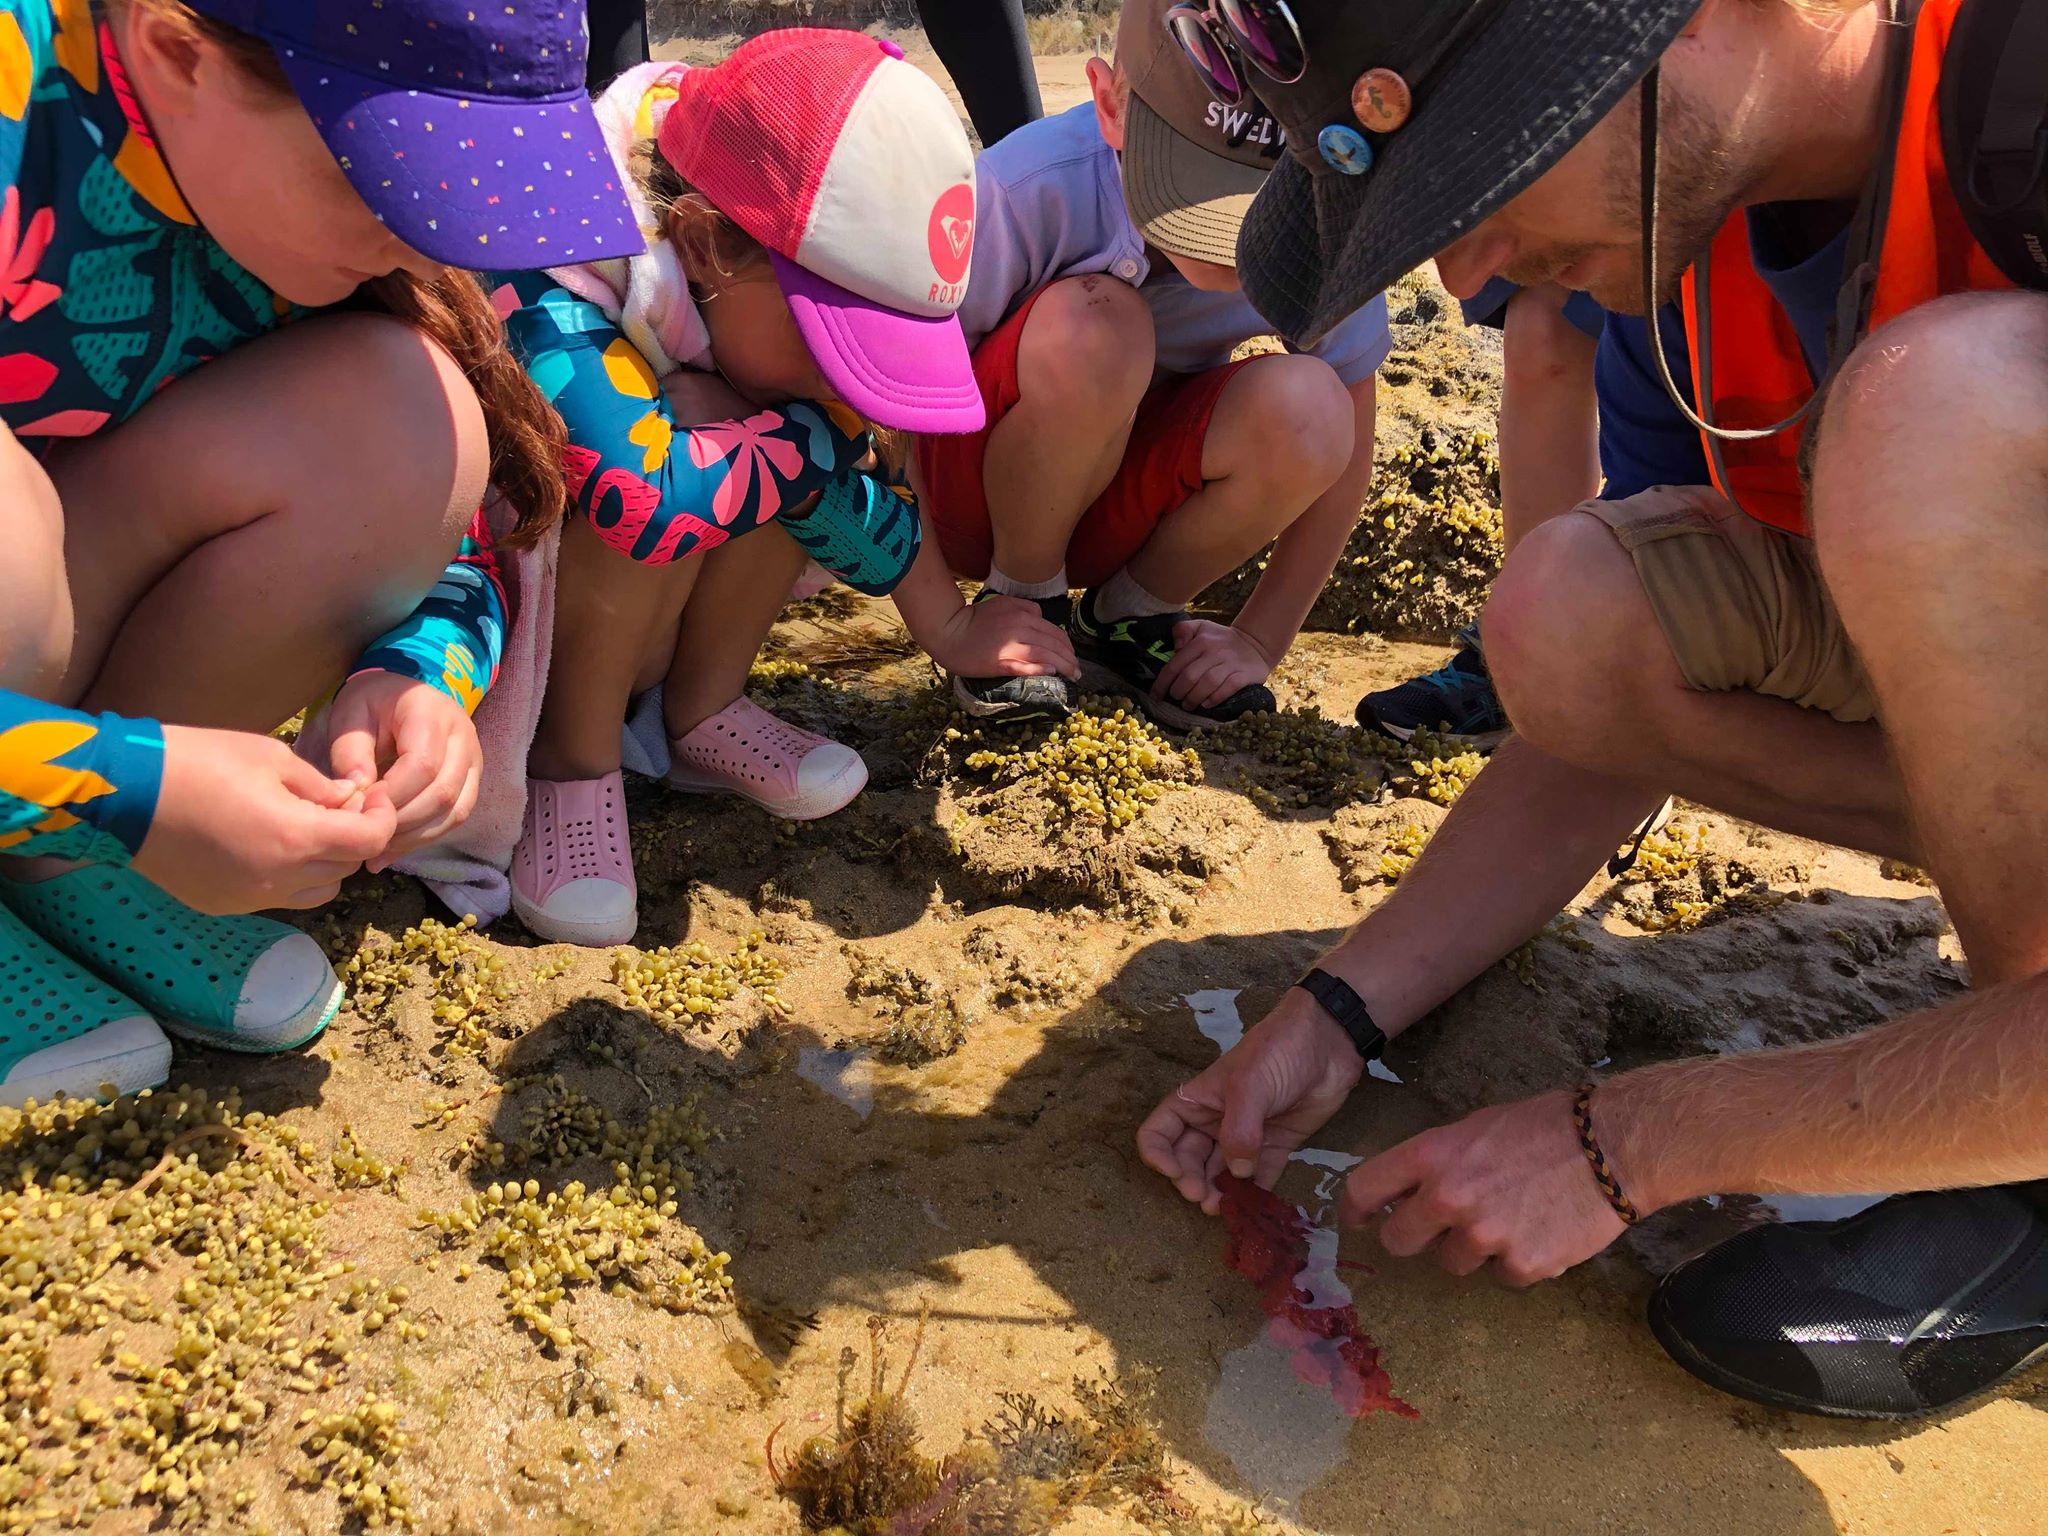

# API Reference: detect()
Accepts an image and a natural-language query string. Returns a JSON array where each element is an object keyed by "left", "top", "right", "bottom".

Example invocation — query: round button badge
[
  {"left": 1318, "top": 125, "right": 1373, "bottom": 176},
  {"left": 1352, "top": 68, "right": 1413, "bottom": 134}
]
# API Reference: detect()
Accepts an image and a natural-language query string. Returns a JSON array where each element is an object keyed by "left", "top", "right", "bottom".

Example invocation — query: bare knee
[
  {"left": 1817, "top": 294, "right": 2048, "bottom": 487},
  {"left": 320, "top": 313, "right": 490, "bottom": 560},
  {"left": 1482, "top": 511, "right": 1640, "bottom": 759},
  {"left": 1813, "top": 291, "right": 2048, "bottom": 554},
  {"left": 1014, "top": 275, "right": 1155, "bottom": 420},
  {"left": 1210, "top": 354, "right": 1354, "bottom": 493},
  {"left": 0, "top": 431, "right": 73, "bottom": 694}
]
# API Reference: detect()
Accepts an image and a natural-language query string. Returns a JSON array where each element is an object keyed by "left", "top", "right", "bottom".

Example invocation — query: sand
[{"left": 5, "top": 37, "right": 2040, "bottom": 1536}]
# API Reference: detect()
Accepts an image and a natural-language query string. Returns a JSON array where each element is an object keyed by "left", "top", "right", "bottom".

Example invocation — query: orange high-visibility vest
[{"left": 1676, "top": 0, "right": 2013, "bottom": 535}]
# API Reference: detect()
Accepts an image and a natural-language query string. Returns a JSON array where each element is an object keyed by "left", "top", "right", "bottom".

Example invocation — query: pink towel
[
  {"left": 296, "top": 496, "right": 561, "bottom": 926},
  {"left": 396, "top": 510, "right": 561, "bottom": 923}
]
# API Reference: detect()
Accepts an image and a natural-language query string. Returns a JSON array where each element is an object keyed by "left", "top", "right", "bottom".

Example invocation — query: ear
[
  {"left": 666, "top": 198, "right": 719, "bottom": 285},
  {"left": 1085, "top": 56, "right": 1127, "bottom": 153},
  {"left": 116, "top": 1, "right": 208, "bottom": 115}
]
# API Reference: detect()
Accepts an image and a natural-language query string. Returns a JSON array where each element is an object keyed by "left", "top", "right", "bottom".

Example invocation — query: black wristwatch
[{"left": 1294, "top": 967, "right": 1387, "bottom": 1065}]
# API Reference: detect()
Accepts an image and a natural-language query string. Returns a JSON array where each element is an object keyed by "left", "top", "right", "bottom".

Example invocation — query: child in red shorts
[{"left": 905, "top": 0, "right": 1390, "bottom": 730}]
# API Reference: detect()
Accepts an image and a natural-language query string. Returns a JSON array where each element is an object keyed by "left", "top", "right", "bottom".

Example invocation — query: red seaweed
[{"left": 1216, "top": 1172, "right": 1418, "bottom": 1420}]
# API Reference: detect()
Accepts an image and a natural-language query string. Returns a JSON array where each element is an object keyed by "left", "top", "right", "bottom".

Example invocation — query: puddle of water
[
  {"left": 1288, "top": 1148, "right": 1363, "bottom": 1205},
  {"left": 1706, "top": 1191, "right": 1888, "bottom": 1224},
  {"left": 795, "top": 1046, "right": 874, "bottom": 1120},
  {"left": 1182, "top": 993, "right": 1409, "bottom": 1506},
  {"left": 1185, "top": 988, "right": 1246, "bottom": 1053},
  {"left": 1759, "top": 1193, "right": 1884, "bottom": 1223},
  {"left": 1203, "top": 1335, "right": 1354, "bottom": 1508},
  {"left": 1717, "top": 1020, "right": 1769, "bottom": 1054}
]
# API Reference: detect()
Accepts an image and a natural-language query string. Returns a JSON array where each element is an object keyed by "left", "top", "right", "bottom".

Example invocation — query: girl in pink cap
[{"left": 493, "top": 29, "right": 1075, "bottom": 946}]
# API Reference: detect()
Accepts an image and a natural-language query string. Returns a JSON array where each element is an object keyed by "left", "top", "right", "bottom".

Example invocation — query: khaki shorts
[{"left": 1585, "top": 486, "right": 1878, "bottom": 724}]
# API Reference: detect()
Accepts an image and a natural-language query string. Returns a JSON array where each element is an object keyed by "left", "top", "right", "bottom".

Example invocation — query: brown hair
[
  {"left": 624, "top": 133, "right": 907, "bottom": 472},
  {"left": 113, "top": 0, "right": 569, "bottom": 546},
  {"left": 625, "top": 136, "right": 773, "bottom": 299}
]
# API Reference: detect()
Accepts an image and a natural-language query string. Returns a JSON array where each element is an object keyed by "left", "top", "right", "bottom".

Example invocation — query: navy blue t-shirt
[{"left": 1596, "top": 210, "right": 1853, "bottom": 500}]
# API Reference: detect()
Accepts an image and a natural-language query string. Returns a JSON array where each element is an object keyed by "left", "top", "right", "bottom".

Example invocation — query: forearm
[
  {"left": 1601, "top": 971, "right": 2048, "bottom": 1210},
  {"left": 0, "top": 689, "right": 165, "bottom": 863},
  {"left": 349, "top": 510, "right": 508, "bottom": 715},
  {"left": 889, "top": 513, "right": 970, "bottom": 655},
  {"left": 496, "top": 273, "right": 864, "bottom": 566},
  {"left": 1499, "top": 287, "right": 1600, "bottom": 548},
  {"left": 1321, "top": 737, "right": 1667, "bottom": 1034},
  {"left": 1234, "top": 377, "right": 1376, "bottom": 660}
]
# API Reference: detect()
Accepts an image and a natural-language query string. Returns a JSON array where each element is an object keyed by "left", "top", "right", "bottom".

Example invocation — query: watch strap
[{"left": 1295, "top": 967, "right": 1387, "bottom": 1064}]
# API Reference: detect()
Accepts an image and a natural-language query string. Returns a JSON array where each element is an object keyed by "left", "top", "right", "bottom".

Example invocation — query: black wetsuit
[
  {"left": 584, "top": 1, "right": 1043, "bottom": 147},
  {"left": 587, "top": 0, "right": 650, "bottom": 90}
]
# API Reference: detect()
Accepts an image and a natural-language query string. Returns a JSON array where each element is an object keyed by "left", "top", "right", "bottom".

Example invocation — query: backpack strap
[{"left": 1942, "top": 0, "right": 2048, "bottom": 287}]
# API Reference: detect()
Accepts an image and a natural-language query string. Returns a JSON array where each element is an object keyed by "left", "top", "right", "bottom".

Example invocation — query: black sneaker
[
  {"left": 1356, "top": 626, "right": 1509, "bottom": 750},
  {"left": 1648, "top": 1182, "right": 2048, "bottom": 1420},
  {"left": 1069, "top": 591, "right": 1276, "bottom": 733},
  {"left": 949, "top": 590, "right": 1075, "bottom": 722}
]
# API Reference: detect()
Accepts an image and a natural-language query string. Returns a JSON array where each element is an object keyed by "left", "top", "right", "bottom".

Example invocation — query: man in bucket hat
[{"left": 1141, "top": 0, "right": 2048, "bottom": 1420}]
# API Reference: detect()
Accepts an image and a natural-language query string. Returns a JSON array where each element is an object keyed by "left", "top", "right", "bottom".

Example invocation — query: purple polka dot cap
[{"left": 182, "top": 1, "right": 645, "bottom": 268}]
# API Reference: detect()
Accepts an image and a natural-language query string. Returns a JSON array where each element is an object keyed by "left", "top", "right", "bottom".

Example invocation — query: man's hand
[
  {"left": 1138, "top": 987, "right": 1364, "bottom": 1214},
  {"left": 315, "top": 672, "right": 483, "bottom": 870},
  {"left": 134, "top": 724, "right": 397, "bottom": 913},
  {"left": 1156, "top": 620, "right": 1275, "bottom": 711},
  {"left": 1339, "top": 1090, "right": 1629, "bottom": 1286},
  {"left": 930, "top": 594, "right": 1079, "bottom": 682}
]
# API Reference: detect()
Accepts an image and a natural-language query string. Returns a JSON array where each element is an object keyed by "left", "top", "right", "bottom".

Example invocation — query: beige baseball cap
[{"left": 1118, "top": 0, "right": 1289, "bottom": 266}]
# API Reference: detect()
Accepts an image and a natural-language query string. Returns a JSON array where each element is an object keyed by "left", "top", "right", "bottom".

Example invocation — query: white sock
[
  {"left": 984, "top": 564, "right": 1069, "bottom": 601},
  {"left": 1091, "top": 567, "right": 1180, "bottom": 621}
]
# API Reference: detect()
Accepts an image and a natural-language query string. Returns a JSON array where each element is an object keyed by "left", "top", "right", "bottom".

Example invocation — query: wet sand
[{"left": 5, "top": 37, "right": 2039, "bottom": 1536}]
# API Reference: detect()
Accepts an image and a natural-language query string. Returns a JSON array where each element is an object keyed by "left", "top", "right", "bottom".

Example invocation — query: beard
[{"left": 1509, "top": 77, "right": 1748, "bottom": 315}]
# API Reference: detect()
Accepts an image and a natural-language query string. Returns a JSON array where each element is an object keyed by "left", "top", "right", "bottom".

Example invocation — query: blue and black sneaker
[
  {"left": 1070, "top": 591, "right": 1276, "bottom": 733},
  {"left": 949, "top": 589, "right": 1076, "bottom": 723},
  {"left": 1356, "top": 626, "right": 1509, "bottom": 751}
]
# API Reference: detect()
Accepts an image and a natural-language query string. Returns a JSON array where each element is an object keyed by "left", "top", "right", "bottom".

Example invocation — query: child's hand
[
  {"left": 134, "top": 725, "right": 398, "bottom": 913},
  {"left": 318, "top": 673, "right": 484, "bottom": 870},
  {"left": 1156, "top": 621, "right": 1276, "bottom": 711},
  {"left": 933, "top": 594, "right": 1080, "bottom": 681}
]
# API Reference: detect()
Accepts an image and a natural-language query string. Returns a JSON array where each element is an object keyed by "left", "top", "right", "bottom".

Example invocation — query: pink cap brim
[{"left": 770, "top": 253, "right": 985, "bottom": 435}]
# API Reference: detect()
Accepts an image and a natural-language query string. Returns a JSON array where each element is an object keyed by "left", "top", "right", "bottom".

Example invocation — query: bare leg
[
  {"left": 48, "top": 314, "right": 488, "bottom": 731},
  {"left": 1121, "top": 353, "right": 1354, "bottom": 602},
  {"left": 1498, "top": 284, "right": 1601, "bottom": 549},
  {"left": 1810, "top": 292, "right": 2048, "bottom": 983},
  {"left": 981, "top": 274, "right": 1154, "bottom": 583},
  {"left": 525, "top": 370, "right": 791, "bottom": 782},
  {"left": 1485, "top": 510, "right": 1913, "bottom": 857},
  {"left": 663, "top": 524, "right": 808, "bottom": 739},
  {"left": 0, "top": 427, "right": 72, "bottom": 696},
  {"left": 527, "top": 516, "right": 702, "bottom": 782}
]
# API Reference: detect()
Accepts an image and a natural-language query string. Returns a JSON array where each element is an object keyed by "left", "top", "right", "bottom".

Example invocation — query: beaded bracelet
[{"left": 1571, "top": 1083, "right": 1641, "bottom": 1226}]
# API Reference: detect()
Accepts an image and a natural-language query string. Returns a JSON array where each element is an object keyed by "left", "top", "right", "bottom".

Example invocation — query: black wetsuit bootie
[{"left": 1649, "top": 1181, "right": 2048, "bottom": 1419}]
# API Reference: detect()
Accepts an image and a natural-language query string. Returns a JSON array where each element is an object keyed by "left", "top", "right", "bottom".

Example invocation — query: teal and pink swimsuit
[{"left": 0, "top": 3, "right": 504, "bottom": 865}]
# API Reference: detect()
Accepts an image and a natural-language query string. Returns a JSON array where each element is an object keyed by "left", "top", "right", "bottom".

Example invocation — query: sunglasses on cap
[{"left": 1163, "top": 0, "right": 1306, "bottom": 107}]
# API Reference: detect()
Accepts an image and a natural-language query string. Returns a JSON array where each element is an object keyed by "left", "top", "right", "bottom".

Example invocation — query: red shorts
[{"left": 915, "top": 285, "right": 1252, "bottom": 589}]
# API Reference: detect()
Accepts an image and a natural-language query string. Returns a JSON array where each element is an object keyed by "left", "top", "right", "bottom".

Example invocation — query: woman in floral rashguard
[{"left": 0, "top": 0, "right": 643, "bottom": 1105}]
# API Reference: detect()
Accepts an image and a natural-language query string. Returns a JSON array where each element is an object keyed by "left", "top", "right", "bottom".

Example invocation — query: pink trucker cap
[{"left": 660, "top": 31, "right": 983, "bottom": 434}]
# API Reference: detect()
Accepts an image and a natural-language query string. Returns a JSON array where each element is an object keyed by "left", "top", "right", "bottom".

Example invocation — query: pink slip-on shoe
[
  {"left": 665, "top": 698, "right": 867, "bottom": 821},
  {"left": 510, "top": 773, "right": 638, "bottom": 947}
]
